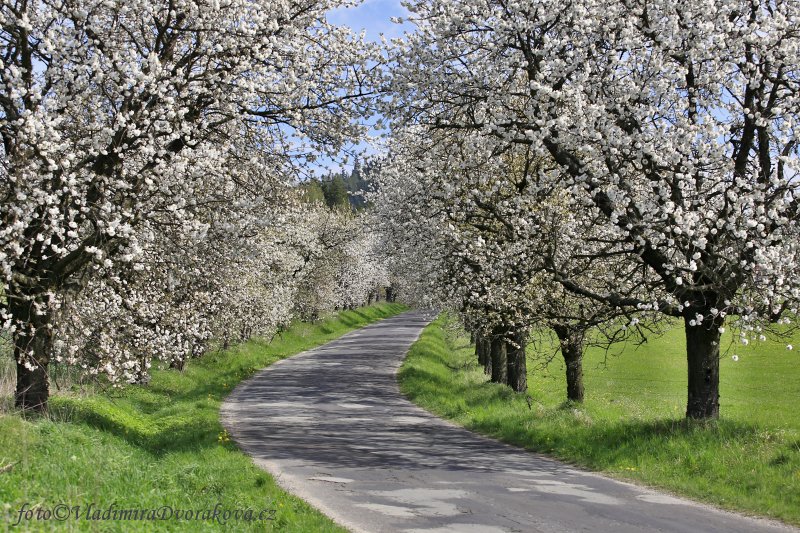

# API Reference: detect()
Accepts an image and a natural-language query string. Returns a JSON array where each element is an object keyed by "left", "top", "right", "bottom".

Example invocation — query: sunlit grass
[
  {"left": 0, "top": 303, "right": 406, "bottom": 532},
  {"left": 399, "top": 314, "right": 800, "bottom": 526}
]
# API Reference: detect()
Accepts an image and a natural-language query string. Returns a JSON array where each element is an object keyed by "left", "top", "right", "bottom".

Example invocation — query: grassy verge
[
  {"left": 399, "top": 314, "right": 800, "bottom": 526},
  {"left": 0, "top": 303, "right": 406, "bottom": 532}
]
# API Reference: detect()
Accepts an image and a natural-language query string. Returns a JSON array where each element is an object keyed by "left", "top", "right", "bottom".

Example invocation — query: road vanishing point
[{"left": 221, "top": 311, "right": 794, "bottom": 533}]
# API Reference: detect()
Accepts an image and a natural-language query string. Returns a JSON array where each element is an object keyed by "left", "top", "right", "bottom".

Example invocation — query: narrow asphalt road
[{"left": 221, "top": 311, "right": 793, "bottom": 533}]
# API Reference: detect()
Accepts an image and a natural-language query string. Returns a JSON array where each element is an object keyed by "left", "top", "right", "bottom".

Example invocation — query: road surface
[{"left": 221, "top": 311, "right": 793, "bottom": 533}]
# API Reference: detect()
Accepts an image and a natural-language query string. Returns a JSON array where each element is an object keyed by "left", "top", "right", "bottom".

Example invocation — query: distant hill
[{"left": 299, "top": 158, "right": 378, "bottom": 210}]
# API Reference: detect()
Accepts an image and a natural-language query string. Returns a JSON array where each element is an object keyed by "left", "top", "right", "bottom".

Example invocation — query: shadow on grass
[
  {"left": 49, "top": 393, "right": 225, "bottom": 455},
  {"left": 464, "top": 407, "right": 763, "bottom": 467}
]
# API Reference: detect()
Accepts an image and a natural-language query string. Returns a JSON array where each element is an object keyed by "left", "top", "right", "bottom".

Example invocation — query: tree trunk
[
  {"left": 684, "top": 315, "right": 721, "bottom": 420},
  {"left": 368, "top": 291, "right": 374, "bottom": 305},
  {"left": 506, "top": 329, "right": 527, "bottom": 393},
  {"left": 490, "top": 331, "right": 507, "bottom": 385},
  {"left": 476, "top": 333, "right": 491, "bottom": 375},
  {"left": 11, "top": 297, "right": 52, "bottom": 413},
  {"left": 553, "top": 324, "right": 585, "bottom": 402},
  {"left": 134, "top": 356, "right": 152, "bottom": 384}
]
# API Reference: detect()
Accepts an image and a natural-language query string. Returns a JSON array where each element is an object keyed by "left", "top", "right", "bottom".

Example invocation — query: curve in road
[{"left": 221, "top": 311, "right": 794, "bottom": 533}]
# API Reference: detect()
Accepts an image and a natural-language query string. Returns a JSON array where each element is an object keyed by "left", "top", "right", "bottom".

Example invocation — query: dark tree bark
[
  {"left": 476, "top": 332, "right": 492, "bottom": 375},
  {"left": 684, "top": 314, "right": 721, "bottom": 420},
  {"left": 506, "top": 328, "right": 527, "bottom": 393},
  {"left": 482, "top": 336, "right": 492, "bottom": 375},
  {"left": 10, "top": 295, "right": 52, "bottom": 413},
  {"left": 475, "top": 332, "right": 486, "bottom": 368},
  {"left": 553, "top": 324, "right": 585, "bottom": 402},
  {"left": 490, "top": 330, "right": 507, "bottom": 385},
  {"left": 134, "top": 357, "right": 152, "bottom": 384}
]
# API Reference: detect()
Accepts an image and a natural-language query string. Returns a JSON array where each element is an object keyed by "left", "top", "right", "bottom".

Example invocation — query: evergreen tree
[
  {"left": 322, "top": 174, "right": 350, "bottom": 210},
  {"left": 298, "top": 180, "right": 326, "bottom": 205}
]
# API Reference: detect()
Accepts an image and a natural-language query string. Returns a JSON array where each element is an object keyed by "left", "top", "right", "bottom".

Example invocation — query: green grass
[
  {"left": 0, "top": 303, "right": 406, "bottom": 532},
  {"left": 399, "top": 314, "right": 800, "bottom": 526}
]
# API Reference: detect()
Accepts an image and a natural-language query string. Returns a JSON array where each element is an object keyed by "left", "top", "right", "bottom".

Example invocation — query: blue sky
[
  {"left": 304, "top": 1, "right": 410, "bottom": 178},
  {"left": 328, "top": 0, "right": 409, "bottom": 42}
]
